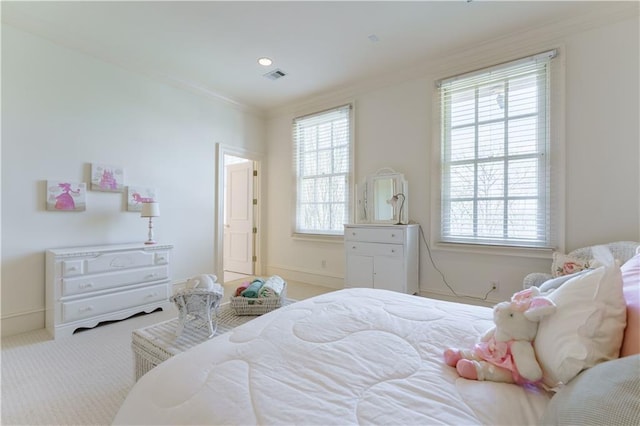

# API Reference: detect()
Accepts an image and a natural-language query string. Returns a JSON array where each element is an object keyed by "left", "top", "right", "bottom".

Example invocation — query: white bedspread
[{"left": 114, "top": 288, "right": 550, "bottom": 425}]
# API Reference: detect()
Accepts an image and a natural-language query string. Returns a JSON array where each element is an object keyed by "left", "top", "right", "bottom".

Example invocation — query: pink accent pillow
[
  {"left": 620, "top": 253, "right": 640, "bottom": 357},
  {"left": 551, "top": 252, "right": 591, "bottom": 277}
]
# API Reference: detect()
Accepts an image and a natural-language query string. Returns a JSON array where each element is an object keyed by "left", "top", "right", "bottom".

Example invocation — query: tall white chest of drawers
[
  {"left": 344, "top": 224, "right": 419, "bottom": 294},
  {"left": 46, "top": 243, "right": 173, "bottom": 339}
]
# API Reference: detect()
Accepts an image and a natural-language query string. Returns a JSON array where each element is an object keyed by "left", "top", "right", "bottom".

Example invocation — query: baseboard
[
  {"left": 266, "top": 264, "right": 344, "bottom": 290},
  {"left": 1, "top": 280, "right": 186, "bottom": 339},
  {"left": 1, "top": 309, "right": 45, "bottom": 338},
  {"left": 419, "top": 289, "right": 497, "bottom": 308}
]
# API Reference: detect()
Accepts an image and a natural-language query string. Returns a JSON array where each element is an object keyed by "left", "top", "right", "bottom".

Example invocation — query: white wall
[
  {"left": 1, "top": 25, "right": 266, "bottom": 336},
  {"left": 265, "top": 14, "right": 640, "bottom": 304}
]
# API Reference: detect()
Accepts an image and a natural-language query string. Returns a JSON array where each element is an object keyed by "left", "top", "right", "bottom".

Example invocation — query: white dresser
[
  {"left": 45, "top": 243, "right": 173, "bottom": 339},
  {"left": 344, "top": 224, "right": 419, "bottom": 294}
]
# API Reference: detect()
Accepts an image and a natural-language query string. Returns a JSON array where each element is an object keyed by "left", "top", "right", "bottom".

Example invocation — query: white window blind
[
  {"left": 293, "top": 104, "right": 352, "bottom": 235},
  {"left": 438, "top": 50, "right": 556, "bottom": 248}
]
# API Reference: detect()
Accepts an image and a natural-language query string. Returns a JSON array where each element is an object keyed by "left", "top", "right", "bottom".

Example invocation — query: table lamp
[{"left": 140, "top": 202, "right": 160, "bottom": 244}]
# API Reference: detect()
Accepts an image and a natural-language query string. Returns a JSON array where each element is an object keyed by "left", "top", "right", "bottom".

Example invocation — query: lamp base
[{"left": 144, "top": 217, "right": 156, "bottom": 245}]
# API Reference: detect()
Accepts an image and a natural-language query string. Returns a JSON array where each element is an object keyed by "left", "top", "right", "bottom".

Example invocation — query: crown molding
[
  {"left": 267, "top": 3, "right": 639, "bottom": 119},
  {"left": 2, "top": 13, "right": 264, "bottom": 117}
]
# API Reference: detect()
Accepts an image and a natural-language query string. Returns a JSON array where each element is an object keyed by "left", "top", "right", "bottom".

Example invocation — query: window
[
  {"left": 437, "top": 50, "right": 556, "bottom": 248},
  {"left": 293, "top": 104, "right": 353, "bottom": 236}
]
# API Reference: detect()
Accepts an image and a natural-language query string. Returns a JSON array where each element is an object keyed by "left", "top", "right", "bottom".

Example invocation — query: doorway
[
  {"left": 224, "top": 156, "right": 254, "bottom": 281},
  {"left": 216, "top": 144, "right": 263, "bottom": 284}
]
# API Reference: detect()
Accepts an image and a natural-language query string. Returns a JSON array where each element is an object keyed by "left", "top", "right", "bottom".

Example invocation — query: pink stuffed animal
[{"left": 444, "top": 287, "right": 556, "bottom": 385}]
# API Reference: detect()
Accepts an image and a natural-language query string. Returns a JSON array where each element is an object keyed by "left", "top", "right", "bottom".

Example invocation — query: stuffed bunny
[
  {"left": 444, "top": 287, "right": 556, "bottom": 385},
  {"left": 186, "top": 274, "right": 220, "bottom": 292}
]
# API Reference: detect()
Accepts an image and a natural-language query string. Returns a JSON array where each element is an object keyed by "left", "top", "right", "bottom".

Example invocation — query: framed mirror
[{"left": 356, "top": 168, "right": 408, "bottom": 224}]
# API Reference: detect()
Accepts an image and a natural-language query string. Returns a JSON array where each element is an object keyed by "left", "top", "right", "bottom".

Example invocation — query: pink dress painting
[
  {"left": 47, "top": 181, "right": 86, "bottom": 211},
  {"left": 55, "top": 183, "right": 79, "bottom": 210}
]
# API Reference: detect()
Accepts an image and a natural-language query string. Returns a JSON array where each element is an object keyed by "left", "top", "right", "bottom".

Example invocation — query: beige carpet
[
  {"left": 1, "top": 280, "right": 334, "bottom": 425},
  {"left": 1, "top": 307, "right": 177, "bottom": 426}
]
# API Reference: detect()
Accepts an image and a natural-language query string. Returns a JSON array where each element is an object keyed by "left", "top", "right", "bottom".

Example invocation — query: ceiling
[{"left": 2, "top": 1, "right": 635, "bottom": 112}]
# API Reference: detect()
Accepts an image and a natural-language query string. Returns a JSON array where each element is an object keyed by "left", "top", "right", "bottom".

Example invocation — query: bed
[
  {"left": 114, "top": 252, "right": 640, "bottom": 425},
  {"left": 114, "top": 288, "right": 549, "bottom": 424}
]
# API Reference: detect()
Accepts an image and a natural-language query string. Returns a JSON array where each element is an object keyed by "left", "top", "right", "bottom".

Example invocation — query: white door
[{"left": 224, "top": 161, "right": 254, "bottom": 275}]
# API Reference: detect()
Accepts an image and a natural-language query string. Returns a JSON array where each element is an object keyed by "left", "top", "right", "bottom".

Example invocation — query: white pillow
[
  {"left": 539, "top": 269, "right": 590, "bottom": 294},
  {"left": 534, "top": 264, "right": 626, "bottom": 388}
]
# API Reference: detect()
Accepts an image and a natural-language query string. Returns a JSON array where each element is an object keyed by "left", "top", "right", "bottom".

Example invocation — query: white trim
[
  {"left": 266, "top": 264, "right": 344, "bottom": 290},
  {"left": 436, "top": 49, "right": 557, "bottom": 88},
  {"left": 1, "top": 20, "right": 263, "bottom": 116},
  {"left": 1, "top": 309, "right": 45, "bottom": 337},
  {"left": 429, "top": 241, "right": 553, "bottom": 260},
  {"left": 1, "top": 307, "right": 44, "bottom": 320},
  {"left": 549, "top": 43, "right": 567, "bottom": 254},
  {"left": 291, "top": 103, "right": 354, "bottom": 236},
  {"left": 266, "top": 5, "right": 637, "bottom": 119},
  {"left": 215, "top": 143, "right": 266, "bottom": 279},
  {"left": 291, "top": 233, "right": 344, "bottom": 244},
  {"left": 430, "top": 44, "right": 567, "bottom": 255},
  {"left": 418, "top": 289, "right": 496, "bottom": 308}
]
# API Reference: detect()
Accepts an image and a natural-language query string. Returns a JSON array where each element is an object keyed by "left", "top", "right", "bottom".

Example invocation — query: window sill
[
  {"left": 432, "top": 241, "right": 554, "bottom": 259},
  {"left": 292, "top": 233, "right": 344, "bottom": 244}
]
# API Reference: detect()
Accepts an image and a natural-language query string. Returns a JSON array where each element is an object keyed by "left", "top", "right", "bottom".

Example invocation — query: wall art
[
  {"left": 46, "top": 181, "right": 87, "bottom": 211},
  {"left": 127, "top": 186, "right": 158, "bottom": 212},
  {"left": 91, "top": 163, "right": 125, "bottom": 192}
]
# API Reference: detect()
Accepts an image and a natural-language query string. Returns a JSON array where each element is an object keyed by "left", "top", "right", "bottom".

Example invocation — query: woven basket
[{"left": 230, "top": 282, "right": 287, "bottom": 315}]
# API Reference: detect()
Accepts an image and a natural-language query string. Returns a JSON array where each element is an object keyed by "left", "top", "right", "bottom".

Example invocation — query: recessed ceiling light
[{"left": 258, "top": 57, "right": 273, "bottom": 66}]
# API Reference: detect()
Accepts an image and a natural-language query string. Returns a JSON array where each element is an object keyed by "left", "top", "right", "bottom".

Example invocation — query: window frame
[
  {"left": 431, "top": 50, "right": 564, "bottom": 255},
  {"left": 292, "top": 103, "right": 354, "bottom": 238}
]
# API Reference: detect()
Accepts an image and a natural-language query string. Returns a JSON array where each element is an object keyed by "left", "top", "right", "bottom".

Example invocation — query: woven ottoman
[{"left": 131, "top": 300, "right": 293, "bottom": 381}]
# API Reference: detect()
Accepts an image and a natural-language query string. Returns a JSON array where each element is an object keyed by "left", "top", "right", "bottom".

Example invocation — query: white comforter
[{"left": 114, "top": 288, "right": 550, "bottom": 425}]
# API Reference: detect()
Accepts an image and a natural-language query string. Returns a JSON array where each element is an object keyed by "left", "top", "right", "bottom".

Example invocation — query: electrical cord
[{"left": 418, "top": 224, "right": 495, "bottom": 301}]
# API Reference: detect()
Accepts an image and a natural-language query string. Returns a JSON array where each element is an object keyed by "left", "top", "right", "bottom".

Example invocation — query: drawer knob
[
  {"left": 146, "top": 273, "right": 157, "bottom": 279},
  {"left": 352, "top": 246, "right": 357, "bottom": 249},
  {"left": 391, "top": 234, "right": 395, "bottom": 238},
  {"left": 391, "top": 249, "right": 395, "bottom": 253},
  {"left": 79, "top": 305, "right": 94, "bottom": 313},
  {"left": 79, "top": 282, "right": 94, "bottom": 289},
  {"left": 68, "top": 266, "right": 77, "bottom": 271},
  {"left": 146, "top": 292, "right": 159, "bottom": 298}
]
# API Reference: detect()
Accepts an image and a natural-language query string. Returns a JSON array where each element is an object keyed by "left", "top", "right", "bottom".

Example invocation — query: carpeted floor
[
  {"left": 1, "top": 279, "right": 334, "bottom": 425},
  {"left": 1, "top": 307, "right": 177, "bottom": 426}
]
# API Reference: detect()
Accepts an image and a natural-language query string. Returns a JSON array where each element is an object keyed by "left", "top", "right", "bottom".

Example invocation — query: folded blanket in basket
[
  {"left": 234, "top": 283, "right": 250, "bottom": 297},
  {"left": 240, "top": 279, "right": 264, "bottom": 298},
  {"left": 259, "top": 275, "right": 285, "bottom": 298}
]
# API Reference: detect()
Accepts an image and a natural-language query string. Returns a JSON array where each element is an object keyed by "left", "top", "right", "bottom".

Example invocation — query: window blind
[
  {"left": 438, "top": 50, "right": 556, "bottom": 248},
  {"left": 293, "top": 104, "right": 352, "bottom": 235}
]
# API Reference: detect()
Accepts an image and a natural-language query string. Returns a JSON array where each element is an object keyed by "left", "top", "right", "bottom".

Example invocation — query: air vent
[{"left": 263, "top": 68, "right": 287, "bottom": 80}]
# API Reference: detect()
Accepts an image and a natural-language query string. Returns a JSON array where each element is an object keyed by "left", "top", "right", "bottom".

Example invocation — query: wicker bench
[{"left": 131, "top": 299, "right": 294, "bottom": 381}]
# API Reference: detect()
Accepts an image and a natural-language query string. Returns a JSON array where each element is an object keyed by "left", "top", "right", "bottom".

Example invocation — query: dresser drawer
[
  {"left": 346, "top": 241, "right": 404, "bottom": 258},
  {"left": 154, "top": 251, "right": 170, "bottom": 265},
  {"left": 62, "top": 260, "right": 84, "bottom": 277},
  {"left": 62, "top": 283, "right": 169, "bottom": 323},
  {"left": 345, "top": 227, "right": 405, "bottom": 244},
  {"left": 84, "top": 250, "right": 157, "bottom": 274},
  {"left": 62, "top": 265, "right": 169, "bottom": 297}
]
